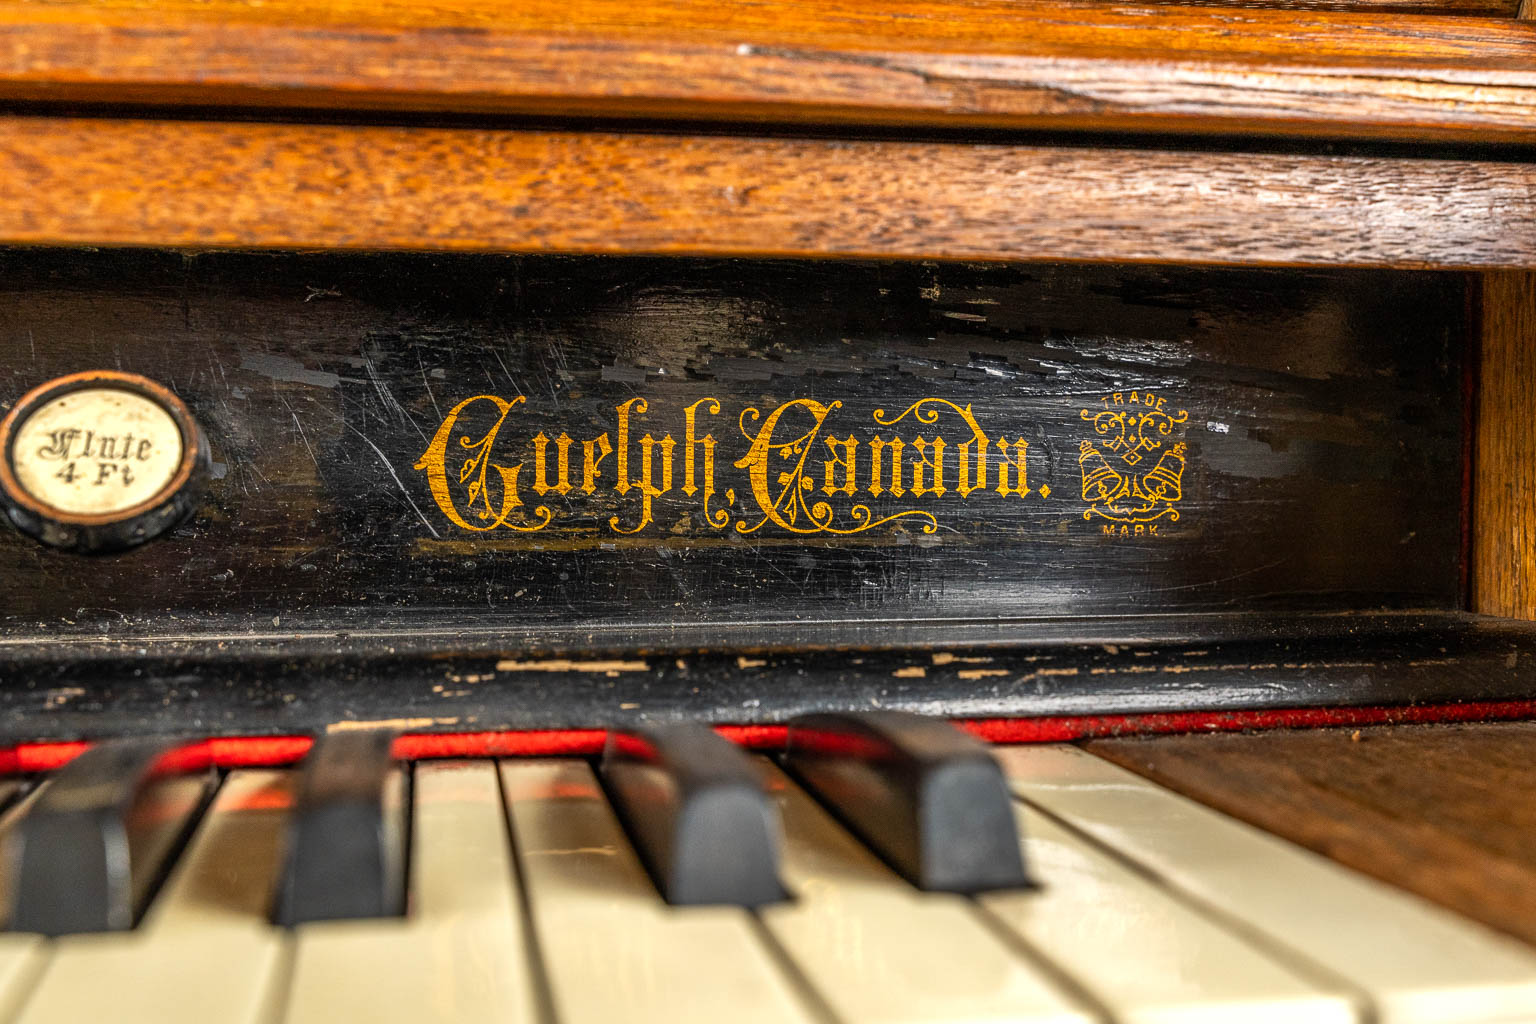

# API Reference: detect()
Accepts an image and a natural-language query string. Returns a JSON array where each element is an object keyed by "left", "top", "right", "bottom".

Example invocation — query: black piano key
[
  {"left": 784, "top": 711, "right": 1030, "bottom": 893},
  {"left": 601, "top": 723, "right": 785, "bottom": 907},
  {"left": 272, "top": 729, "right": 406, "bottom": 926},
  {"left": 3, "top": 738, "right": 212, "bottom": 935}
]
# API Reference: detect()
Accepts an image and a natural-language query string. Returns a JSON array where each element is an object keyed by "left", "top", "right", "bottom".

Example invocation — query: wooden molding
[
  {"left": 0, "top": 2, "right": 1534, "bottom": 142},
  {"left": 2, "top": 117, "right": 1536, "bottom": 268},
  {"left": 1475, "top": 272, "right": 1536, "bottom": 618}
]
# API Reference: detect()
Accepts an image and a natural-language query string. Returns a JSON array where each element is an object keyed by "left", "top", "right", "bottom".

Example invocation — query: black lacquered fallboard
[{"left": 0, "top": 247, "right": 1528, "bottom": 739}]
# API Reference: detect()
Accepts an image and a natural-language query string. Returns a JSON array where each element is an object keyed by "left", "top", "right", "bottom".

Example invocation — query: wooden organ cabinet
[{"left": 0, "top": 0, "right": 1532, "bottom": 1021}]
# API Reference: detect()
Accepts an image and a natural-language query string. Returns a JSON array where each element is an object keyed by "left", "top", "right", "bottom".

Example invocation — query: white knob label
[{"left": 8, "top": 387, "right": 185, "bottom": 517}]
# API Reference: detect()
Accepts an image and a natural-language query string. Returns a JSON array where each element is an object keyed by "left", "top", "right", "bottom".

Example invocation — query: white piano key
[
  {"left": 981, "top": 800, "right": 1359, "bottom": 1024},
  {"left": 755, "top": 758, "right": 1093, "bottom": 1024},
  {"left": 0, "top": 784, "right": 50, "bottom": 1017},
  {"left": 283, "top": 761, "right": 539, "bottom": 1024},
  {"left": 0, "top": 782, "right": 44, "bottom": 926},
  {"left": 500, "top": 759, "right": 814, "bottom": 1024},
  {"left": 0, "top": 937, "right": 45, "bottom": 1022},
  {"left": 996, "top": 745, "right": 1536, "bottom": 1024},
  {"left": 14, "top": 770, "right": 292, "bottom": 1024}
]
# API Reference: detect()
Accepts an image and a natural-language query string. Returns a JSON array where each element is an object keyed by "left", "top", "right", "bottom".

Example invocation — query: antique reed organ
[{"left": 0, "top": 0, "right": 1532, "bottom": 1021}]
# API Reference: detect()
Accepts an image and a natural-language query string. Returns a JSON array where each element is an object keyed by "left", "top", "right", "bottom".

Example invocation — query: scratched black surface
[
  {"left": 0, "top": 612, "right": 1531, "bottom": 739},
  {"left": 0, "top": 248, "right": 1466, "bottom": 642}
]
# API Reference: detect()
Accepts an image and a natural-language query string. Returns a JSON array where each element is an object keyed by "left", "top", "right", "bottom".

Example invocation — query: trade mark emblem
[{"left": 1078, "top": 391, "right": 1189, "bottom": 526}]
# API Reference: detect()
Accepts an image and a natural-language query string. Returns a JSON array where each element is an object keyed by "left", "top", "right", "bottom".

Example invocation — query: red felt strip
[
  {"left": 14, "top": 741, "right": 87, "bottom": 774},
  {"left": 716, "top": 724, "right": 789, "bottom": 749},
  {"left": 956, "top": 699, "right": 1536, "bottom": 743},
  {"left": 393, "top": 729, "right": 609, "bottom": 761},
  {"left": 8, "top": 698, "right": 1536, "bottom": 773}
]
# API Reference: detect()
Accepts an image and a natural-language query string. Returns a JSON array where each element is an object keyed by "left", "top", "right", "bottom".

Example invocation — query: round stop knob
[{"left": 0, "top": 371, "right": 209, "bottom": 553}]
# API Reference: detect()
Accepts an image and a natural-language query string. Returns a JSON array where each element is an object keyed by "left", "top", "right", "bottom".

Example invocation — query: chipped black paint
[{"left": 0, "top": 612, "right": 1531, "bottom": 740}]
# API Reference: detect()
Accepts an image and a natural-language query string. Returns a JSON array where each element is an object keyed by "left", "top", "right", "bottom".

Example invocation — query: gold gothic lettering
[
  {"left": 413, "top": 395, "right": 552, "bottom": 533},
  {"left": 414, "top": 394, "right": 1054, "bottom": 536}
]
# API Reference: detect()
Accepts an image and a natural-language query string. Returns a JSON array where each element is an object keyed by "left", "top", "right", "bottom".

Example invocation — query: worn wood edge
[
  {"left": 2, "top": 644, "right": 1536, "bottom": 739},
  {"left": 0, "top": 609, "right": 1491, "bottom": 657},
  {"left": 1, "top": 9, "right": 1536, "bottom": 143},
  {"left": 1521, "top": 0, "right": 1535, "bottom": 16},
  {"left": 2, "top": 117, "right": 1535, "bottom": 269},
  {"left": 0, "top": 613, "right": 1530, "bottom": 738},
  {"left": 1474, "top": 272, "right": 1536, "bottom": 616}
]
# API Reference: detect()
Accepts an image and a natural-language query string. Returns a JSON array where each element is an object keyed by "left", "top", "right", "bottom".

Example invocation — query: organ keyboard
[{"left": 0, "top": 726, "right": 1530, "bottom": 1024}]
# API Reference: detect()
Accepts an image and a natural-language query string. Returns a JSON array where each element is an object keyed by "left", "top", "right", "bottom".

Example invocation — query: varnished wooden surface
[
  {"left": 3, "top": 118, "right": 1536, "bottom": 268},
  {"left": 1474, "top": 273, "right": 1536, "bottom": 618},
  {"left": 1087, "top": 722, "right": 1536, "bottom": 948},
  {"left": 0, "top": 1, "right": 1534, "bottom": 142}
]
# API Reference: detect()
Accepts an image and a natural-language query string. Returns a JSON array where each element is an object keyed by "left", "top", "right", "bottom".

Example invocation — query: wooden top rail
[
  {"left": 3, "top": 116, "right": 1533, "bottom": 268},
  {"left": 0, "top": 0, "right": 1534, "bottom": 143}
]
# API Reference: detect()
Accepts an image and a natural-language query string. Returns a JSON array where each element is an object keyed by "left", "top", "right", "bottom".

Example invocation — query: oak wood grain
[
  {"left": 3, "top": 117, "right": 1536, "bottom": 268},
  {"left": 0, "top": 1, "right": 1533, "bottom": 142},
  {"left": 1475, "top": 273, "right": 1536, "bottom": 618},
  {"left": 1087, "top": 723, "right": 1536, "bottom": 948}
]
